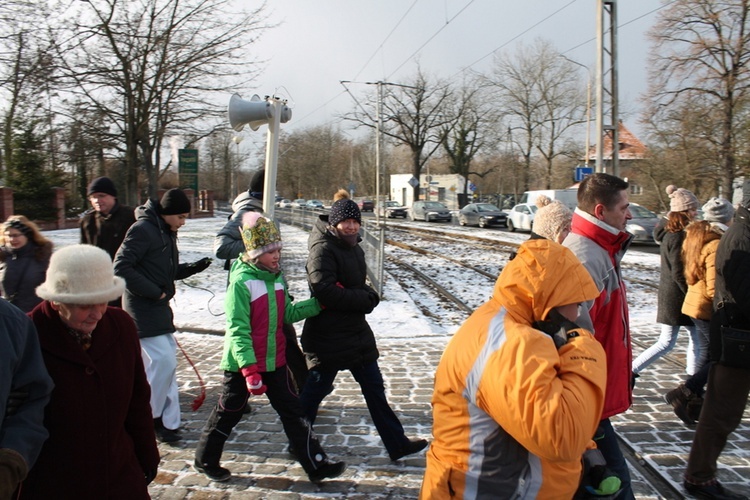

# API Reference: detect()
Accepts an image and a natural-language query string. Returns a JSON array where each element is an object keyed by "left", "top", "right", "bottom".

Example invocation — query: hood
[
  {"left": 134, "top": 198, "right": 170, "bottom": 235},
  {"left": 494, "top": 239, "right": 599, "bottom": 325},
  {"left": 232, "top": 191, "right": 263, "bottom": 213}
]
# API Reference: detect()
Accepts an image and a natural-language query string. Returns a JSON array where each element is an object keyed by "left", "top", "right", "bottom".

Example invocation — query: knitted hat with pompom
[
  {"left": 666, "top": 185, "right": 699, "bottom": 212},
  {"left": 532, "top": 195, "right": 573, "bottom": 243}
]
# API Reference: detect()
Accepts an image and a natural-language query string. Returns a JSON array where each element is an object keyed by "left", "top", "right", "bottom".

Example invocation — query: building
[{"left": 389, "top": 174, "right": 468, "bottom": 210}]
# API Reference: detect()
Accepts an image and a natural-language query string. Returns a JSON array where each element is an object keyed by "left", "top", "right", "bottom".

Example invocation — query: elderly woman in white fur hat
[{"left": 21, "top": 244, "right": 159, "bottom": 499}]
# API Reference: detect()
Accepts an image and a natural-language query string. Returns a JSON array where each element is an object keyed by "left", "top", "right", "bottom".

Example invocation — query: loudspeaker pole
[{"left": 262, "top": 98, "right": 284, "bottom": 219}]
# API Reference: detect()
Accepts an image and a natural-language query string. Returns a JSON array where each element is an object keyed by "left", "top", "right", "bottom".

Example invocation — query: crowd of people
[{"left": 1, "top": 172, "right": 749, "bottom": 499}]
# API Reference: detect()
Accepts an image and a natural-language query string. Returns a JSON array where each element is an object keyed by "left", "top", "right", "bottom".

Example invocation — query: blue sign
[{"left": 575, "top": 166, "right": 593, "bottom": 182}]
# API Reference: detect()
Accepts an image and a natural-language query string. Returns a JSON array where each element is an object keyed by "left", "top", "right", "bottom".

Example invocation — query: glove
[
  {"left": 5, "top": 386, "right": 29, "bottom": 418},
  {"left": 0, "top": 449, "right": 28, "bottom": 499},
  {"left": 578, "top": 449, "right": 622, "bottom": 498},
  {"left": 240, "top": 365, "right": 267, "bottom": 395},
  {"left": 368, "top": 291, "right": 380, "bottom": 309},
  {"left": 190, "top": 257, "right": 212, "bottom": 274},
  {"left": 532, "top": 308, "right": 581, "bottom": 350},
  {"left": 144, "top": 468, "right": 157, "bottom": 484}
]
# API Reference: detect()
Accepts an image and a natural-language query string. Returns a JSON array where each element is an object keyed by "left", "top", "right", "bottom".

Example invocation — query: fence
[{"left": 274, "top": 208, "right": 385, "bottom": 297}]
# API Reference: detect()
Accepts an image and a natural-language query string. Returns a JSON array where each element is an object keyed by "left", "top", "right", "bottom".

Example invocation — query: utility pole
[{"left": 595, "top": 0, "right": 619, "bottom": 176}]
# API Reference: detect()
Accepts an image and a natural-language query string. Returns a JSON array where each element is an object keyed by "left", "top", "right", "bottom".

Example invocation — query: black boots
[
  {"left": 153, "top": 417, "right": 181, "bottom": 443},
  {"left": 389, "top": 438, "right": 429, "bottom": 461}
]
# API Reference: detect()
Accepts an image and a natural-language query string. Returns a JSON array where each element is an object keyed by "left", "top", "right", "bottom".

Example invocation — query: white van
[{"left": 519, "top": 189, "right": 578, "bottom": 210}]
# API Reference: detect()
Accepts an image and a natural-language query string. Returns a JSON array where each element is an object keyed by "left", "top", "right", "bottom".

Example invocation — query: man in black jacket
[
  {"left": 80, "top": 176, "right": 135, "bottom": 260},
  {"left": 682, "top": 193, "right": 750, "bottom": 500}
]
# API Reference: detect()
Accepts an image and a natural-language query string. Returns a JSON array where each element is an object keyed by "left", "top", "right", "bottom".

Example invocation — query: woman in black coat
[
  {"left": 0, "top": 215, "right": 52, "bottom": 312},
  {"left": 299, "top": 191, "right": 427, "bottom": 462},
  {"left": 634, "top": 185, "right": 699, "bottom": 376}
]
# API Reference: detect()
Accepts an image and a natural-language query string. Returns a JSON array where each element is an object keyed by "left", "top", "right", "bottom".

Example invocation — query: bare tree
[
  {"left": 485, "top": 38, "right": 587, "bottom": 190},
  {"left": 345, "top": 68, "right": 455, "bottom": 202},
  {"left": 646, "top": 0, "right": 750, "bottom": 198},
  {"left": 441, "top": 81, "right": 497, "bottom": 207},
  {"left": 50, "top": 0, "right": 269, "bottom": 204}
]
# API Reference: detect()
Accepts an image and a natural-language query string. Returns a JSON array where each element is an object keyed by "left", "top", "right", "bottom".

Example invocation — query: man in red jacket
[{"left": 563, "top": 172, "right": 635, "bottom": 499}]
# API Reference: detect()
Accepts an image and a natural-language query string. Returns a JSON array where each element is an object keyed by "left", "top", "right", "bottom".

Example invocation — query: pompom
[
  {"left": 535, "top": 195, "right": 552, "bottom": 208},
  {"left": 333, "top": 189, "right": 350, "bottom": 202},
  {"left": 666, "top": 185, "right": 677, "bottom": 195}
]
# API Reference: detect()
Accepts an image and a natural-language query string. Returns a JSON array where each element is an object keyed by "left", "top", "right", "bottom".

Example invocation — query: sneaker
[
  {"left": 307, "top": 460, "right": 346, "bottom": 483},
  {"left": 155, "top": 426, "right": 181, "bottom": 443},
  {"left": 665, "top": 384, "right": 697, "bottom": 425},
  {"left": 389, "top": 438, "right": 429, "bottom": 461},
  {"left": 683, "top": 479, "right": 747, "bottom": 499},
  {"left": 194, "top": 461, "right": 231, "bottom": 482}
]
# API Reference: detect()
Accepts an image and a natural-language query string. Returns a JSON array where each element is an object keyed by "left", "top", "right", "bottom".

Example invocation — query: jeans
[
  {"left": 691, "top": 318, "right": 711, "bottom": 372},
  {"left": 595, "top": 418, "right": 634, "bottom": 500},
  {"left": 300, "top": 361, "right": 409, "bottom": 456},
  {"left": 632, "top": 323, "right": 699, "bottom": 375}
]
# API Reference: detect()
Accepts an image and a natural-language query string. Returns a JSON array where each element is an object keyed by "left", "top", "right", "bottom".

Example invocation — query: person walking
[
  {"left": 22, "top": 245, "right": 159, "bottom": 499},
  {"left": 79, "top": 176, "right": 135, "bottom": 260},
  {"left": 682, "top": 196, "right": 750, "bottom": 500},
  {"left": 114, "top": 188, "right": 211, "bottom": 444},
  {"left": 563, "top": 172, "right": 636, "bottom": 499},
  {"left": 633, "top": 185, "right": 699, "bottom": 378},
  {"left": 0, "top": 298, "right": 53, "bottom": 499},
  {"left": 299, "top": 191, "right": 428, "bottom": 462},
  {"left": 213, "top": 169, "right": 308, "bottom": 391},
  {"left": 194, "top": 212, "right": 345, "bottom": 483},
  {"left": 0, "top": 215, "right": 53, "bottom": 313},
  {"left": 665, "top": 197, "right": 734, "bottom": 425},
  {"left": 421, "top": 238, "right": 609, "bottom": 498}
]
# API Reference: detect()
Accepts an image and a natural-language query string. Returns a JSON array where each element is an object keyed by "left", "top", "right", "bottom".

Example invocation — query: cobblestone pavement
[{"left": 147, "top": 225, "right": 749, "bottom": 499}]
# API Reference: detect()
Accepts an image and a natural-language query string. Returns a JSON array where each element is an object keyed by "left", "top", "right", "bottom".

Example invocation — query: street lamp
[{"left": 560, "top": 55, "right": 592, "bottom": 168}]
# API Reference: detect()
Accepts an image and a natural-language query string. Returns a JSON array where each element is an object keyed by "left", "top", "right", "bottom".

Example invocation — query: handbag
[{"left": 719, "top": 325, "right": 750, "bottom": 369}]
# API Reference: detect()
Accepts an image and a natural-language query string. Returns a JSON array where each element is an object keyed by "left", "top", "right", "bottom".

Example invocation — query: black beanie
[
  {"left": 160, "top": 188, "right": 191, "bottom": 215},
  {"left": 250, "top": 169, "right": 265, "bottom": 199},
  {"left": 328, "top": 199, "right": 361, "bottom": 227},
  {"left": 87, "top": 177, "right": 117, "bottom": 197}
]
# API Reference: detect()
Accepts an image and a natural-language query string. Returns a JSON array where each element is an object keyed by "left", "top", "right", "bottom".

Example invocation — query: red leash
[{"left": 175, "top": 337, "right": 206, "bottom": 411}]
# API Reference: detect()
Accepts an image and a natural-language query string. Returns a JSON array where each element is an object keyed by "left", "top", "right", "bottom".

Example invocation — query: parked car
[
  {"left": 506, "top": 203, "right": 538, "bottom": 232},
  {"left": 276, "top": 198, "right": 292, "bottom": 208},
  {"left": 626, "top": 202, "right": 660, "bottom": 244},
  {"left": 410, "top": 201, "right": 452, "bottom": 222},
  {"left": 378, "top": 200, "right": 407, "bottom": 218},
  {"left": 358, "top": 199, "right": 374, "bottom": 212},
  {"left": 305, "top": 199, "right": 325, "bottom": 210},
  {"left": 458, "top": 203, "right": 508, "bottom": 228},
  {"left": 290, "top": 198, "right": 306, "bottom": 209}
]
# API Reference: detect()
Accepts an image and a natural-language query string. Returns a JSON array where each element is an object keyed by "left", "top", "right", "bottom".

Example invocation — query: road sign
[
  {"left": 408, "top": 176, "right": 420, "bottom": 188},
  {"left": 178, "top": 149, "right": 199, "bottom": 191},
  {"left": 575, "top": 166, "right": 593, "bottom": 182}
]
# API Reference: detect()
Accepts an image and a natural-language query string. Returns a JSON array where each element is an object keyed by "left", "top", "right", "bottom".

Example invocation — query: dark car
[
  {"left": 410, "top": 201, "right": 452, "bottom": 222},
  {"left": 358, "top": 199, "right": 374, "bottom": 212},
  {"left": 458, "top": 203, "right": 508, "bottom": 228},
  {"left": 626, "top": 203, "right": 660, "bottom": 244},
  {"left": 378, "top": 200, "right": 407, "bottom": 218}
]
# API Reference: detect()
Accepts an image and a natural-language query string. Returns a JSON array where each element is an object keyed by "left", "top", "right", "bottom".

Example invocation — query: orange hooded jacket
[{"left": 420, "top": 239, "right": 607, "bottom": 499}]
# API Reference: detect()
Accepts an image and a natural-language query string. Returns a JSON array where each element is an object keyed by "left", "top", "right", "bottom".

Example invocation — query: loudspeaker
[
  {"left": 228, "top": 93, "right": 292, "bottom": 132},
  {"left": 228, "top": 93, "right": 272, "bottom": 131}
]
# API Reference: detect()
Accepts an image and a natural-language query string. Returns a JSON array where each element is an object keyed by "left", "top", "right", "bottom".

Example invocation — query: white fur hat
[
  {"left": 532, "top": 197, "right": 573, "bottom": 243},
  {"left": 36, "top": 244, "right": 125, "bottom": 304}
]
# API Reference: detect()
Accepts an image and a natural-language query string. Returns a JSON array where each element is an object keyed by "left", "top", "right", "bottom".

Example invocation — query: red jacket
[
  {"left": 22, "top": 302, "right": 159, "bottom": 499},
  {"left": 564, "top": 209, "right": 633, "bottom": 419}
]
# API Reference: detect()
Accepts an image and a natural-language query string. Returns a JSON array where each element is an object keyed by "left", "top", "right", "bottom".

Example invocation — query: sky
[{"left": 233, "top": 0, "right": 664, "bottom": 156}]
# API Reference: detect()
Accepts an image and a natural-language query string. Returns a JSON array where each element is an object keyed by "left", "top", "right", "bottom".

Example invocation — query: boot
[
  {"left": 307, "top": 460, "right": 346, "bottom": 483},
  {"left": 194, "top": 429, "right": 231, "bottom": 482},
  {"left": 154, "top": 417, "right": 181, "bottom": 443},
  {"left": 665, "top": 384, "right": 697, "bottom": 425},
  {"left": 389, "top": 438, "right": 429, "bottom": 461}
]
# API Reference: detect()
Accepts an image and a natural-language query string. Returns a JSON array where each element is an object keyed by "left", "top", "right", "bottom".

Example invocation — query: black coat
[
  {"left": 301, "top": 216, "right": 379, "bottom": 371},
  {"left": 656, "top": 228, "right": 693, "bottom": 326},
  {"left": 0, "top": 242, "right": 52, "bottom": 312},
  {"left": 113, "top": 199, "right": 194, "bottom": 338},
  {"left": 710, "top": 204, "right": 750, "bottom": 361},
  {"left": 80, "top": 202, "right": 136, "bottom": 260}
]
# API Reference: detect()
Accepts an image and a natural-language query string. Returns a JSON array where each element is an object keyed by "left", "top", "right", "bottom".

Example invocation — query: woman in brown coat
[{"left": 20, "top": 245, "right": 159, "bottom": 499}]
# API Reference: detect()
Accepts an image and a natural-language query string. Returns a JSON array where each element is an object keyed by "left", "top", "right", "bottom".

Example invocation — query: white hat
[{"left": 36, "top": 245, "right": 125, "bottom": 304}]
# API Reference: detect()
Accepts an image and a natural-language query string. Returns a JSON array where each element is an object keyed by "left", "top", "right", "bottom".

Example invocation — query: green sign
[{"left": 178, "top": 149, "right": 199, "bottom": 192}]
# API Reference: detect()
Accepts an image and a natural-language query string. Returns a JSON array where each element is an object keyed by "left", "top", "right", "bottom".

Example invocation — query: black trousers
[{"left": 195, "top": 367, "right": 329, "bottom": 475}]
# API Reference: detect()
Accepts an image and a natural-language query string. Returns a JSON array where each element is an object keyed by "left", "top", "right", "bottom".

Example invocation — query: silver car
[
  {"left": 626, "top": 203, "right": 659, "bottom": 244},
  {"left": 410, "top": 201, "right": 452, "bottom": 222},
  {"left": 458, "top": 203, "right": 508, "bottom": 228}
]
